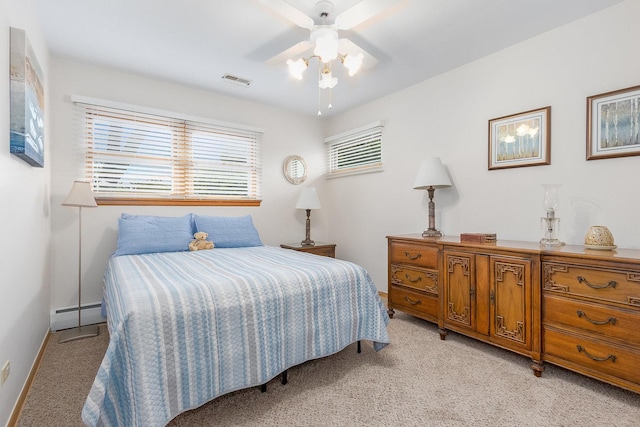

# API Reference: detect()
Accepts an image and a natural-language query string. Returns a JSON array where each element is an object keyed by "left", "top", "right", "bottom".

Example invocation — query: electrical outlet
[{"left": 1, "top": 360, "right": 9, "bottom": 385}]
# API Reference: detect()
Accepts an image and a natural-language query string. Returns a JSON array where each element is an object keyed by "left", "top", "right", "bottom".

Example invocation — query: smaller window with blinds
[
  {"left": 73, "top": 96, "right": 263, "bottom": 206},
  {"left": 325, "top": 121, "right": 384, "bottom": 178}
]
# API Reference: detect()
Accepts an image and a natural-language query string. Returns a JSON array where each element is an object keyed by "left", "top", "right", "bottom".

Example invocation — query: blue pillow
[
  {"left": 194, "top": 215, "right": 263, "bottom": 248},
  {"left": 114, "top": 214, "right": 194, "bottom": 256}
]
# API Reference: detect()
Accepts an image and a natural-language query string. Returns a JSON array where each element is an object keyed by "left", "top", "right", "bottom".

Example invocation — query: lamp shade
[
  {"left": 62, "top": 181, "right": 97, "bottom": 208},
  {"left": 295, "top": 187, "right": 321, "bottom": 210},
  {"left": 413, "top": 157, "right": 452, "bottom": 190}
]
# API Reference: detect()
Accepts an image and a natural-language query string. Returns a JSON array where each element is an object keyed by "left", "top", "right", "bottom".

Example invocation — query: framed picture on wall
[
  {"left": 9, "top": 27, "right": 45, "bottom": 167},
  {"left": 587, "top": 84, "right": 640, "bottom": 160},
  {"left": 488, "top": 106, "right": 551, "bottom": 170}
]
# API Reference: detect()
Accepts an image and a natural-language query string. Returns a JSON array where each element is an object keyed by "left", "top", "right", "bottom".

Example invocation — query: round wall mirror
[{"left": 283, "top": 155, "right": 307, "bottom": 184}]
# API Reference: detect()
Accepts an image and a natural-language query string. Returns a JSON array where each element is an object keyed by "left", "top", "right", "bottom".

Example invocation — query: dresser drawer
[
  {"left": 543, "top": 295, "right": 640, "bottom": 346},
  {"left": 390, "top": 242, "right": 438, "bottom": 269},
  {"left": 543, "top": 262, "right": 640, "bottom": 308},
  {"left": 543, "top": 327, "right": 640, "bottom": 385},
  {"left": 389, "top": 285, "right": 438, "bottom": 320},
  {"left": 390, "top": 265, "right": 438, "bottom": 295}
]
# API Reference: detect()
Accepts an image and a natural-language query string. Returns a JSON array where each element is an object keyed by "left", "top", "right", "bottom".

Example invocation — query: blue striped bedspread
[{"left": 82, "top": 246, "right": 390, "bottom": 426}]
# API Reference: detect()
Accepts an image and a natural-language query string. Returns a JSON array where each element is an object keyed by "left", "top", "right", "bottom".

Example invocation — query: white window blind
[
  {"left": 325, "top": 121, "right": 384, "bottom": 178},
  {"left": 73, "top": 97, "right": 262, "bottom": 203}
]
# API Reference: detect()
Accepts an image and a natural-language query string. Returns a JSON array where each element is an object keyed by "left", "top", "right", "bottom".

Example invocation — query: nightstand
[{"left": 280, "top": 242, "right": 336, "bottom": 258}]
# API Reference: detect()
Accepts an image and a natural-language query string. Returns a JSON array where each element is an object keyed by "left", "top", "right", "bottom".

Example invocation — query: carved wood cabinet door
[
  {"left": 489, "top": 256, "right": 532, "bottom": 351},
  {"left": 443, "top": 251, "right": 476, "bottom": 331}
]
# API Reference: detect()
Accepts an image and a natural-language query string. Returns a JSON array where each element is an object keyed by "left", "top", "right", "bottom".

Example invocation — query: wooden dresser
[{"left": 387, "top": 234, "right": 640, "bottom": 393}]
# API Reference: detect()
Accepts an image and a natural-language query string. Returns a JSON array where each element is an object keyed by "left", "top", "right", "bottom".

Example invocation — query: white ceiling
[{"left": 34, "top": 0, "right": 622, "bottom": 118}]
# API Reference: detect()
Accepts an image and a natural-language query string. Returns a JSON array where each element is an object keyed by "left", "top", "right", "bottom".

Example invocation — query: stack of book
[{"left": 460, "top": 233, "right": 497, "bottom": 243}]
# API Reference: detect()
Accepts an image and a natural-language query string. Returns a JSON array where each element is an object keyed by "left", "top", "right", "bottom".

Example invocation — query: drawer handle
[
  {"left": 576, "top": 276, "right": 617, "bottom": 289},
  {"left": 404, "top": 296, "right": 422, "bottom": 305},
  {"left": 576, "top": 310, "right": 617, "bottom": 326},
  {"left": 576, "top": 345, "right": 617, "bottom": 363},
  {"left": 405, "top": 251, "right": 422, "bottom": 261},
  {"left": 405, "top": 273, "right": 422, "bottom": 283}
]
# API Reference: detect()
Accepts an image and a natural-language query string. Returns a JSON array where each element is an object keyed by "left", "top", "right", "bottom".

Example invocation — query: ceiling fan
[{"left": 260, "top": 0, "right": 400, "bottom": 86}]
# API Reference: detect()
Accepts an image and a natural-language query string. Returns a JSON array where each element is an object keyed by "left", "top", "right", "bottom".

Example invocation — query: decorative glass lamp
[
  {"left": 540, "top": 184, "right": 562, "bottom": 246},
  {"left": 413, "top": 158, "right": 452, "bottom": 237}
]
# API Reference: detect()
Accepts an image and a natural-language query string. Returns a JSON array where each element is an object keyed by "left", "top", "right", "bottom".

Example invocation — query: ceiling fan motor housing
[{"left": 315, "top": 1, "right": 334, "bottom": 19}]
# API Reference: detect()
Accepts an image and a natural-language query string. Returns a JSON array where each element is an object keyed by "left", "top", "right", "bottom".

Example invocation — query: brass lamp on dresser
[{"left": 387, "top": 234, "right": 640, "bottom": 394}]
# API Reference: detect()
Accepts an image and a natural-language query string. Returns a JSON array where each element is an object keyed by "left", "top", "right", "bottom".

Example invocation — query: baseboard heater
[{"left": 50, "top": 302, "right": 104, "bottom": 332}]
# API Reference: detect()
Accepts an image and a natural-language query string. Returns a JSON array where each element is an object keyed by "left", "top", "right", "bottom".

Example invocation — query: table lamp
[
  {"left": 413, "top": 157, "right": 452, "bottom": 237},
  {"left": 295, "top": 187, "right": 321, "bottom": 246}
]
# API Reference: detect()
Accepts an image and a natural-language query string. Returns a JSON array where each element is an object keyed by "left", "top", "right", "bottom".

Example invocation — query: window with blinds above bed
[{"left": 73, "top": 96, "right": 263, "bottom": 206}]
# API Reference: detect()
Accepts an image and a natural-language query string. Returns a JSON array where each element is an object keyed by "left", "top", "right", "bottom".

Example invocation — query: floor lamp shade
[
  {"left": 59, "top": 181, "right": 98, "bottom": 343},
  {"left": 413, "top": 158, "right": 452, "bottom": 238},
  {"left": 296, "top": 187, "right": 321, "bottom": 246},
  {"left": 61, "top": 181, "right": 98, "bottom": 208}
]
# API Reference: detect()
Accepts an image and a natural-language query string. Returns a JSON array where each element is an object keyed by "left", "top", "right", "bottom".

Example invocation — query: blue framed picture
[{"left": 10, "top": 27, "right": 45, "bottom": 167}]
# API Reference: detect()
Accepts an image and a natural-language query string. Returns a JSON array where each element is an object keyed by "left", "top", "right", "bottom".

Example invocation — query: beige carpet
[{"left": 16, "top": 313, "right": 640, "bottom": 426}]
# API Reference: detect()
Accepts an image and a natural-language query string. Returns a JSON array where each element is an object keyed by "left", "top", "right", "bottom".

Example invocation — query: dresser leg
[
  {"left": 531, "top": 361, "right": 544, "bottom": 377},
  {"left": 387, "top": 308, "right": 395, "bottom": 318},
  {"left": 438, "top": 328, "right": 448, "bottom": 340}
]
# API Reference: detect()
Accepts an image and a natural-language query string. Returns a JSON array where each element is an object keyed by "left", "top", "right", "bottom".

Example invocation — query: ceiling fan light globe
[
  {"left": 342, "top": 52, "right": 363, "bottom": 76},
  {"left": 287, "top": 58, "right": 308, "bottom": 80},
  {"left": 318, "top": 71, "right": 338, "bottom": 89},
  {"left": 313, "top": 31, "right": 339, "bottom": 63}
]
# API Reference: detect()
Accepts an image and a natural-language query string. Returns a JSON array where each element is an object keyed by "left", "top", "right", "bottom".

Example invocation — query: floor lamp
[{"left": 59, "top": 181, "right": 99, "bottom": 343}]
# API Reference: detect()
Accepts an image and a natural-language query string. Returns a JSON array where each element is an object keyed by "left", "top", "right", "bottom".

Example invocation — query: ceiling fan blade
[
  {"left": 259, "top": 0, "right": 314, "bottom": 30},
  {"left": 266, "top": 41, "right": 313, "bottom": 65},
  {"left": 335, "top": 0, "right": 400, "bottom": 30},
  {"left": 338, "top": 39, "right": 378, "bottom": 69}
]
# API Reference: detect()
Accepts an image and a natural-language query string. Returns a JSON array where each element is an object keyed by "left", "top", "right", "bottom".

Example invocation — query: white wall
[
  {"left": 48, "top": 59, "right": 327, "bottom": 313},
  {"left": 324, "top": 0, "right": 640, "bottom": 292},
  {"left": 3, "top": 1, "right": 639, "bottom": 423},
  {"left": 0, "top": 0, "right": 51, "bottom": 425}
]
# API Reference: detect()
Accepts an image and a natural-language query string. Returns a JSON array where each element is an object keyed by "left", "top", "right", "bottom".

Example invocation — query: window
[
  {"left": 73, "top": 96, "right": 262, "bottom": 206},
  {"left": 325, "top": 121, "right": 384, "bottom": 178}
]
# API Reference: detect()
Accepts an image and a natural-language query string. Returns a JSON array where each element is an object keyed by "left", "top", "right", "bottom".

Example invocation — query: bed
[{"left": 81, "top": 214, "right": 390, "bottom": 426}]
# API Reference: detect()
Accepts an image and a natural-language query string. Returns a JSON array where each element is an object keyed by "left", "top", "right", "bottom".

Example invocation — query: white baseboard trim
[{"left": 50, "top": 302, "right": 104, "bottom": 332}]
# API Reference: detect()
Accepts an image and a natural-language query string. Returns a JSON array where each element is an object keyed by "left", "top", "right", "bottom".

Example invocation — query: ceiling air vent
[{"left": 221, "top": 74, "right": 252, "bottom": 88}]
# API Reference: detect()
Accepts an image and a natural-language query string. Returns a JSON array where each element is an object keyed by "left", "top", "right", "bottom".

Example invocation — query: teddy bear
[{"left": 189, "top": 231, "right": 214, "bottom": 251}]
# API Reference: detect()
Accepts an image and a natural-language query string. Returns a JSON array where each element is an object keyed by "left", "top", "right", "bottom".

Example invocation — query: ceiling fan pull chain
[{"left": 317, "top": 64, "right": 322, "bottom": 116}]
